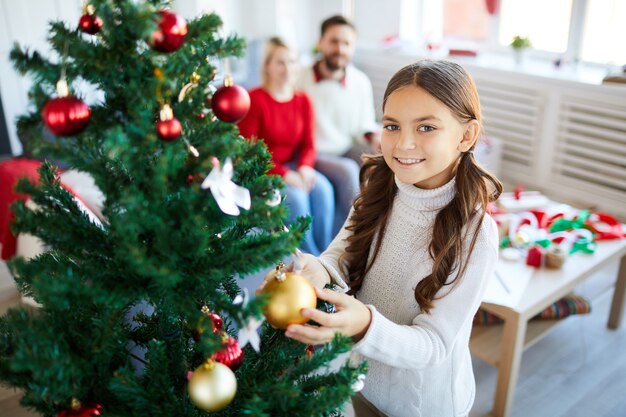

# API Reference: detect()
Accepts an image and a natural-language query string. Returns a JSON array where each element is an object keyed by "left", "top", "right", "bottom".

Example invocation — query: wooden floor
[{"left": 1, "top": 261, "right": 625, "bottom": 417}]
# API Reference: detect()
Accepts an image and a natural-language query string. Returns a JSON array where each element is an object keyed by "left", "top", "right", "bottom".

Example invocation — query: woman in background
[{"left": 238, "top": 37, "right": 334, "bottom": 256}]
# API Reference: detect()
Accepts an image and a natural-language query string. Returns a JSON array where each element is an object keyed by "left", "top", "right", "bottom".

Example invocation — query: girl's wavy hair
[{"left": 340, "top": 60, "right": 502, "bottom": 313}]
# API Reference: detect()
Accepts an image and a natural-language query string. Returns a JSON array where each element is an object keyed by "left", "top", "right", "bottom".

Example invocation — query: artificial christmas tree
[{"left": 0, "top": 1, "right": 365, "bottom": 416}]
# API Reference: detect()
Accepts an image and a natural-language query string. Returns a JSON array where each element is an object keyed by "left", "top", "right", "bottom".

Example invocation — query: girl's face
[
  {"left": 381, "top": 85, "right": 478, "bottom": 189},
  {"left": 265, "top": 46, "right": 298, "bottom": 87}
]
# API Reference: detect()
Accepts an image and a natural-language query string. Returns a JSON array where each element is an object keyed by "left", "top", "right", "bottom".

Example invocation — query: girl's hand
[
  {"left": 285, "top": 287, "right": 372, "bottom": 345},
  {"left": 297, "top": 166, "right": 317, "bottom": 191},
  {"left": 293, "top": 251, "right": 331, "bottom": 289},
  {"left": 283, "top": 170, "right": 306, "bottom": 189}
]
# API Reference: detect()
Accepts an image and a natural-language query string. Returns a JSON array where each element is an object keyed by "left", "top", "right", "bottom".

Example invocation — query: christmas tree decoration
[
  {"left": 78, "top": 4, "right": 103, "bottom": 35},
  {"left": 178, "top": 72, "right": 201, "bottom": 102},
  {"left": 211, "top": 75, "right": 250, "bottom": 123},
  {"left": 351, "top": 374, "right": 367, "bottom": 393},
  {"left": 182, "top": 138, "right": 199, "bottom": 157},
  {"left": 3, "top": 3, "right": 365, "bottom": 416},
  {"left": 196, "top": 306, "right": 224, "bottom": 335},
  {"left": 306, "top": 344, "right": 315, "bottom": 360},
  {"left": 188, "top": 359, "right": 237, "bottom": 412},
  {"left": 237, "top": 316, "right": 263, "bottom": 352},
  {"left": 232, "top": 289, "right": 263, "bottom": 352},
  {"left": 42, "top": 79, "right": 91, "bottom": 136},
  {"left": 204, "top": 83, "right": 217, "bottom": 108},
  {"left": 260, "top": 263, "right": 317, "bottom": 329},
  {"left": 265, "top": 189, "right": 282, "bottom": 207},
  {"left": 201, "top": 157, "right": 251, "bottom": 216},
  {"left": 211, "top": 333, "right": 245, "bottom": 371},
  {"left": 150, "top": 10, "right": 188, "bottom": 53},
  {"left": 156, "top": 104, "right": 182, "bottom": 141},
  {"left": 57, "top": 399, "right": 102, "bottom": 417}
]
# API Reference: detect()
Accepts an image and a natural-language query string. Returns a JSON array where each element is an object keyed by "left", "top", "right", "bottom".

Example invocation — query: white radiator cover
[{"left": 354, "top": 50, "right": 626, "bottom": 220}]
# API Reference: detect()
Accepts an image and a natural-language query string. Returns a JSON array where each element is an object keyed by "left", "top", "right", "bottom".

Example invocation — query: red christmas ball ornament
[
  {"left": 211, "top": 334, "right": 244, "bottom": 371},
  {"left": 78, "top": 5, "right": 103, "bottom": 35},
  {"left": 58, "top": 399, "right": 102, "bottom": 417},
  {"left": 150, "top": 10, "right": 188, "bottom": 53},
  {"left": 208, "top": 312, "right": 224, "bottom": 333},
  {"left": 211, "top": 76, "right": 250, "bottom": 123},
  {"left": 42, "top": 80, "right": 91, "bottom": 136},
  {"left": 156, "top": 104, "right": 182, "bottom": 141}
]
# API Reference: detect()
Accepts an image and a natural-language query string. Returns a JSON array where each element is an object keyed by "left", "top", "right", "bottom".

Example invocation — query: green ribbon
[
  {"left": 550, "top": 210, "right": 591, "bottom": 233},
  {"left": 570, "top": 237, "right": 597, "bottom": 255}
]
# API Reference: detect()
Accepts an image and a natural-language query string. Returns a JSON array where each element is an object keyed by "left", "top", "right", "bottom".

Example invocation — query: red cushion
[{"left": 0, "top": 158, "right": 43, "bottom": 260}]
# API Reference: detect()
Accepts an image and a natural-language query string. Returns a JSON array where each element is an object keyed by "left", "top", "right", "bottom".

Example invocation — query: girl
[
  {"left": 239, "top": 37, "right": 334, "bottom": 256},
  {"left": 284, "top": 60, "right": 502, "bottom": 417}
]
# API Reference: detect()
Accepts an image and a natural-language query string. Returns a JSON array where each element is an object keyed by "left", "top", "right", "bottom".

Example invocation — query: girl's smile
[{"left": 393, "top": 157, "right": 426, "bottom": 166}]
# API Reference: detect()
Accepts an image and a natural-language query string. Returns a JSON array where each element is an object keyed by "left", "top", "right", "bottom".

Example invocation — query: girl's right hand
[
  {"left": 292, "top": 251, "right": 331, "bottom": 289},
  {"left": 283, "top": 170, "right": 306, "bottom": 189}
]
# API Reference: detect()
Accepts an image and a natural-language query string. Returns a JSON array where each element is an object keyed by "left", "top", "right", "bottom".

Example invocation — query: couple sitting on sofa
[{"left": 237, "top": 16, "right": 380, "bottom": 256}]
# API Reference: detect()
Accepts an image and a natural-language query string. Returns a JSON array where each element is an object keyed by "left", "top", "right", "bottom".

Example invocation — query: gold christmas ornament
[
  {"left": 260, "top": 263, "right": 317, "bottom": 329},
  {"left": 188, "top": 359, "right": 237, "bottom": 412}
]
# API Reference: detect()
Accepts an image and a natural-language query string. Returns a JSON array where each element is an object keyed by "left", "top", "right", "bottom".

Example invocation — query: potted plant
[{"left": 510, "top": 35, "right": 532, "bottom": 65}]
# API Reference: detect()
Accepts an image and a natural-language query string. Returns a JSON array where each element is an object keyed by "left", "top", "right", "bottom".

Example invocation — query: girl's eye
[
  {"left": 418, "top": 125, "right": 435, "bottom": 132},
  {"left": 383, "top": 124, "right": 399, "bottom": 131}
]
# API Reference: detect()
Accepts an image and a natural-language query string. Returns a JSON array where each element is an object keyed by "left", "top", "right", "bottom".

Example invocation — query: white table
[{"left": 470, "top": 234, "right": 626, "bottom": 417}]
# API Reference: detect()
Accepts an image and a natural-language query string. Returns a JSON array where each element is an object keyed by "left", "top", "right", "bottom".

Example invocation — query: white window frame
[{"left": 404, "top": 0, "right": 619, "bottom": 70}]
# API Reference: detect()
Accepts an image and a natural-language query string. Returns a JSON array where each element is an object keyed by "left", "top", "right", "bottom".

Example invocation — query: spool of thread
[{"left": 545, "top": 246, "right": 566, "bottom": 269}]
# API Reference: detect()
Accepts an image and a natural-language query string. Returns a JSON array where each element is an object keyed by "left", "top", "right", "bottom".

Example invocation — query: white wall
[{"left": 0, "top": 0, "right": 83, "bottom": 155}]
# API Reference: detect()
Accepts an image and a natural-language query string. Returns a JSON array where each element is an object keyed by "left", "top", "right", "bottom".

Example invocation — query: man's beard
[{"left": 323, "top": 55, "right": 345, "bottom": 72}]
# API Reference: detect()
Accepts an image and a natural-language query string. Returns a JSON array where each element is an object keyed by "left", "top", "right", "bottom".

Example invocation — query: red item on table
[
  {"left": 526, "top": 246, "right": 544, "bottom": 267},
  {"left": 587, "top": 212, "right": 625, "bottom": 240}
]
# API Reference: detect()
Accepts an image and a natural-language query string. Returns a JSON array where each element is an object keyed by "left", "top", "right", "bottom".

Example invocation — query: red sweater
[{"left": 238, "top": 88, "right": 316, "bottom": 177}]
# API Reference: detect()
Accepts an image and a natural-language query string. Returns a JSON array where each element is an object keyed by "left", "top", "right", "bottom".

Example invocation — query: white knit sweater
[{"left": 319, "top": 177, "right": 498, "bottom": 417}]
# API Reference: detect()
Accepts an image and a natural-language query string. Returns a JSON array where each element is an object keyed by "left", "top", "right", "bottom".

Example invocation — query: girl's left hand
[{"left": 285, "top": 287, "right": 372, "bottom": 345}]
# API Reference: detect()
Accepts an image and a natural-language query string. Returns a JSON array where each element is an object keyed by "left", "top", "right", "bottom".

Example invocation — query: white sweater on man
[
  {"left": 296, "top": 64, "right": 378, "bottom": 156},
  {"left": 319, "top": 177, "right": 498, "bottom": 417}
]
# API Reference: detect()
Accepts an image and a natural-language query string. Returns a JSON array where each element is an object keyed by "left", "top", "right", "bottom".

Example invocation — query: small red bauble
[
  {"left": 209, "top": 312, "right": 224, "bottom": 333},
  {"left": 211, "top": 335, "right": 244, "bottom": 371},
  {"left": 79, "top": 14, "right": 103, "bottom": 34},
  {"left": 58, "top": 403, "right": 102, "bottom": 417},
  {"left": 150, "top": 10, "right": 187, "bottom": 53},
  {"left": 157, "top": 119, "right": 182, "bottom": 141},
  {"left": 156, "top": 104, "right": 182, "bottom": 141},
  {"left": 211, "top": 77, "right": 250, "bottom": 123},
  {"left": 42, "top": 96, "right": 91, "bottom": 136}
]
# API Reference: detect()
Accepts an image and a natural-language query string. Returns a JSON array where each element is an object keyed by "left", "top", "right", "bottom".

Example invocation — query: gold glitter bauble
[
  {"left": 261, "top": 270, "right": 317, "bottom": 329},
  {"left": 188, "top": 360, "right": 237, "bottom": 412}
]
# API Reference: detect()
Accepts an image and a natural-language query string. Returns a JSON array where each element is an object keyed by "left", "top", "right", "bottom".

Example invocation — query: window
[
  {"left": 443, "top": 0, "right": 490, "bottom": 42},
  {"left": 407, "top": 0, "right": 625, "bottom": 67},
  {"left": 580, "top": 0, "right": 626, "bottom": 65},
  {"left": 498, "top": 0, "right": 572, "bottom": 53}
]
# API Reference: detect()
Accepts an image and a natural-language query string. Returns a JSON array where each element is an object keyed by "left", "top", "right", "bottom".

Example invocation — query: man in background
[{"left": 298, "top": 15, "right": 379, "bottom": 234}]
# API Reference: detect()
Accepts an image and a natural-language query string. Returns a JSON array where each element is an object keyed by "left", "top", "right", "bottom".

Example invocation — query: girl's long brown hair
[{"left": 340, "top": 60, "right": 502, "bottom": 313}]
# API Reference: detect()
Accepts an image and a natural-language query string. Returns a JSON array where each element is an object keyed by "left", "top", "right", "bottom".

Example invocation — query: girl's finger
[
  {"left": 301, "top": 307, "right": 336, "bottom": 327},
  {"left": 314, "top": 287, "right": 348, "bottom": 305},
  {"left": 285, "top": 324, "right": 334, "bottom": 344}
]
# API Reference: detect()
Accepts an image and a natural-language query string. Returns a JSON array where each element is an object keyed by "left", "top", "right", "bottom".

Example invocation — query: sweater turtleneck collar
[{"left": 395, "top": 176, "right": 457, "bottom": 212}]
